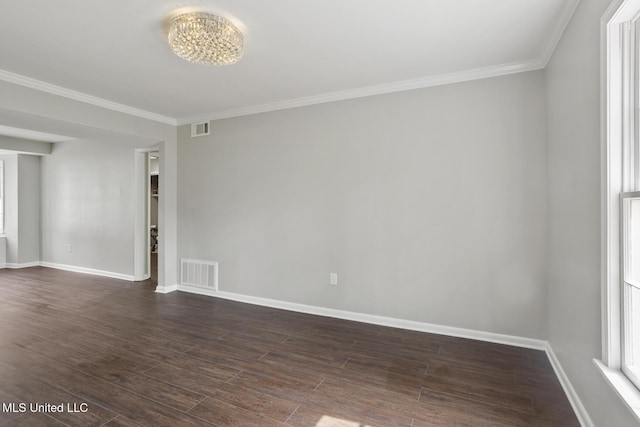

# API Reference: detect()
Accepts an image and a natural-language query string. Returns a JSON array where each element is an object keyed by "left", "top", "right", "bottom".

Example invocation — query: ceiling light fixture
[{"left": 168, "top": 11, "right": 243, "bottom": 66}]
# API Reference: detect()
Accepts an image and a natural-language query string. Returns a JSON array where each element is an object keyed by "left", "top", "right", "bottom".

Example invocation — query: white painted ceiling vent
[{"left": 191, "top": 121, "right": 210, "bottom": 137}]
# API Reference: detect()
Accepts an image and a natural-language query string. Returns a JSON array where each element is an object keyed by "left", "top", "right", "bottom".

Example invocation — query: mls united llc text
[{"left": 2, "top": 402, "right": 89, "bottom": 413}]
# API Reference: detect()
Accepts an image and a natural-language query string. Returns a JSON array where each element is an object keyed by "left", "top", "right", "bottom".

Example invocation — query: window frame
[
  {"left": 602, "top": 0, "right": 634, "bottom": 373},
  {"left": 621, "top": 191, "right": 640, "bottom": 389},
  {"left": 599, "top": 0, "right": 640, "bottom": 420},
  {"left": 0, "top": 160, "right": 4, "bottom": 235}
]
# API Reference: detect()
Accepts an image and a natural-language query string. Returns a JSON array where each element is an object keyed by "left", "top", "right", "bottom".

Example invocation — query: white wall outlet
[
  {"left": 330, "top": 273, "right": 338, "bottom": 286},
  {"left": 67, "top": 244, "right": 72, "bottom": 253}
]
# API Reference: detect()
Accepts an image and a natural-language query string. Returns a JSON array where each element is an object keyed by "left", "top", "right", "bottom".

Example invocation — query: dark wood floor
[{"left": 0, "top": 267, "right": 579, "bottom": 427}]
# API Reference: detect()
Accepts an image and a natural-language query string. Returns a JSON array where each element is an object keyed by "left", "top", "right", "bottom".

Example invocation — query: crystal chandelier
[{"left": 168, "top": 12, "right": 243, "bottom": 66}]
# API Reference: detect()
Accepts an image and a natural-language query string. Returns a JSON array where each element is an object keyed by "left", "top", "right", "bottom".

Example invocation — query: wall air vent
[
  {"left": 181, "top": 258, "right": 218, "bottom": 291},
  {"left": 191, "top": 121, "right": 210, "bottom": 137}
]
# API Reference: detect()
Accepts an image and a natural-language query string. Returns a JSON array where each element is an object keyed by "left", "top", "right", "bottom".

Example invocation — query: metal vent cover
[
  {"left": 191, "top": 121, "right": 210, "bottom": 137},
  {"left": 180, "top": 258, "right": 218, "bottom": 290}
]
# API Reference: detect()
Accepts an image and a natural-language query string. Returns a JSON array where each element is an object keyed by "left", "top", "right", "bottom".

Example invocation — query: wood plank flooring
[{"left": 0, "top": 267, "right": 580, "bottom": 426}]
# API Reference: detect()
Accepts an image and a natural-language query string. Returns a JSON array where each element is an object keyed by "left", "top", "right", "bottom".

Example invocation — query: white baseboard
[
  {"left": 176, "top": 284, "right": 218, "bottom": 298},
  {"left": 546, "top": 343, "right": 594, "bottom": 427},
  {"left": 175, "top": 287, "right": 596, "bottom": 424},
  {"left": 40, "top": 262, "right": 134, "bottom": 281},
  {"left": 151, "top": 285, "right": 595, "bottom": 426},
  {"left": 178, "top": 287, "right": 596, "bottom": 424},
  {"left": 1, "top": 265, "right": 591, "bottom": 424},
  {"left": 5, "top": 262, "right": 41, "bottom": 269},
  {"left": 155, "top": 284, "right": 178, "bottom": 294},
  {"left": 174, "top": 286, "right": 546, "bottom": 350}
]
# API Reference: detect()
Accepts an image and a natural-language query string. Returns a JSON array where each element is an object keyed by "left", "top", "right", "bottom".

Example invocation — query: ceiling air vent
[{"left": 191, "top": 121, "right": 210, "bottom": 137}]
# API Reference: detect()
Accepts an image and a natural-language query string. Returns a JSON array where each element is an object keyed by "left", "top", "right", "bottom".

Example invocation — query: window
[
  {"left": 0, "top": 160, "right": 4, "bottom": 234},
  {"left": 600, "top": 0, "right": 640, "bottom": 417},
  {"left": 615, "top": 14, "right": 640, "bottom": 390},
  {"left": 621, "top": 192, "right": 640, "bottom": 389}
]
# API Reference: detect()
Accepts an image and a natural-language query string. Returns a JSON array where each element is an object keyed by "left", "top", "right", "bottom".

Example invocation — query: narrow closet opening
[{"left": 149, "top": 152, "right": 159, "bottom": 282}]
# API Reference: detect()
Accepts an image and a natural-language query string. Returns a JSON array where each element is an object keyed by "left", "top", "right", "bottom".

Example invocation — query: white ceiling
[{"left": 0, "top": 0, "right": 578, "bottom": 126}]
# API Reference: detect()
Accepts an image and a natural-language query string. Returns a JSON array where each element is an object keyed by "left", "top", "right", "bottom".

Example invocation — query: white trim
[
  {"left": 544, "top": 344, "right": 595, "bottom": 427},
  {"left": 176, "top": 284, "right": 219, "bottom": 299},
  {"left": 39, "top": 262, "right": 134, "bottom": 281},
  {"left": 602, "top": 0, "right": 626, "bottom": 369},
  {"left": 0, "top": 60, "right": 551, "bottom": 128},
  {"left": 602, "top": 0, "right": 614, "bottom": 368},
  {"left": 0, "top": 0, "right": 579, "bottom": 128},
  {"left": 176, "top": 60, "right": 544, "bottom": 125},
  {"left": 601, "top": 0, "right": 640, "bottom": 376},
  {"left": 0, "top": 69, "right": 177, "bottom": 126},
  {"left": 539, "top": 0, "right": 581, "bottom": 66},
  {"left": 178, "top": 0, "right": 581, "bottom": 126},
  {"left": 599, "top": 4, "right": 640, "bottom": 423},
  {"left": 133, "top": 149, "right": 150, "bottom": 282},
  {"left": 155, "top": 284, "right": 178, "bottom": 294},
  {"left": 5, "top": 262, "right": 41, "bottom": 269},
  {"left": 149, "top": 286, "right": 592, "bottom": 424},
  {"left": 175, "top": 287, "right": 546, "bottom": 350},
  {"left": 594, "top": 358, "right": 640, "bottom": 423},
  {"left": 0, "top": 0, "right": 579, "bottom": 129}
]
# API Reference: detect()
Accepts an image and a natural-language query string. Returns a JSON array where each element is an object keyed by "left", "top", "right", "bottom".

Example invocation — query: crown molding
[
  {"left": 174, "top": 0, "right": 582, "bottom": 125},
  {"left": 0, "top": 59, "right": 549, "bottom": 129},
  {"left": 176, "top": 60, "right": 544, "bottom": 125},
  {"left": 539, "top": 0, "right": 581, "bottom": 67},
  {"left": 0, "top": 0, "right": 578, "bottom": 128},
  {"left": 1, "top": 61, "right": 544, "bottom": 129},
  {"left": 0, "top": 69, "right": 177, "bottom": 126}
]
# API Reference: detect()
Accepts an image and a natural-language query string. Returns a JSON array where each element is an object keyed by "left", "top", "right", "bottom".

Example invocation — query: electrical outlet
[
  {"left": 330, "top": 273, "right": 338, "bottom": 286},
  {"left": 67, "top": 244, "right": 72, "bottom": 253}
]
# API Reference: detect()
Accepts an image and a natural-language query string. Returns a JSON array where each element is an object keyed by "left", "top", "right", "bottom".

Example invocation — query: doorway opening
[
  {"left": 149, "top": 152, "right": 159, "bottom": 282},
  {"left": 133, "top": 146, "right": 163, "bottom": 285}
]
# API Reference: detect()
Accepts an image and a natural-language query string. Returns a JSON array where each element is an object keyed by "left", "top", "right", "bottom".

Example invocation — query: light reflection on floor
[{"left": 316, "top": 415, "right": 372, "bottom": 427}]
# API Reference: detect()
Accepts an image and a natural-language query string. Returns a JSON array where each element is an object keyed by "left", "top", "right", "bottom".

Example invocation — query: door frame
[{"left": 133, "top": 147, "right": 160, "bottom": 281}]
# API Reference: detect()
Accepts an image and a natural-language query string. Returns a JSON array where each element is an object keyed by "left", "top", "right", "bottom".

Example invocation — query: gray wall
[
  {"left": 178, "top": 70, "right": 548, "bottom": 339},
  {"left": 0, "top": 154, "right": 18, "bottom": 264},
  {"left": 0, "top": 80, "right": 179, "bottom": 287},
  {"left": 545, "top": 0, "right": 637, "bottom": 425},
  {"left": 0, "top": 135, "right": 50, "bottom": 155},
  {"left": 40, "top": 140, "right": 136, "bottom": 275},
  {"left": 17, "top": 154, "right": 40, "bottom": 264},
  {"left": 0, "top": 153, "right": 41, "bottom": 266}
]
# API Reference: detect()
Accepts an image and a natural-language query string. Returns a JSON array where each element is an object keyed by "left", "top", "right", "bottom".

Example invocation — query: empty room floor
[{"left": 0, "top": 267, "right": 579, "bottom": 426}]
